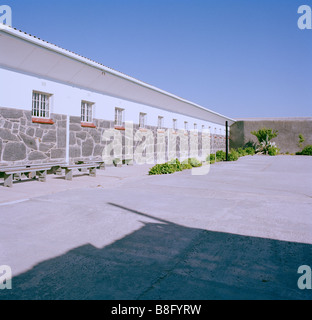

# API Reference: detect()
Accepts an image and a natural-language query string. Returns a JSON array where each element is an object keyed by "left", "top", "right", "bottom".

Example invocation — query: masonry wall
[
  {"left": 0, "top": 106, "right": 226, "bottom": 165},
  {"left": 230, "top": 119, "right": 312, "bottom": 154}
]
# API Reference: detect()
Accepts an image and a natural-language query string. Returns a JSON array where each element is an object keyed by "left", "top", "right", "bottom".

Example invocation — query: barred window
[
  {"left": 32, "top": 92, "right": 51, "bottom": 118},
  {"left": 115, "top": 108, "right": 124, "bottom": 127},
  {"left": 81, "top": 101, "right": 94, "bottom": 123},
  {"left": 173, "top": 119, "right": 177, "bottom": 131},
  {"left": 139, "top": 113, "right": 147, "bottom": 128},
  {"left": 158, "top": 116, "right": 164, "bottom": 129}
]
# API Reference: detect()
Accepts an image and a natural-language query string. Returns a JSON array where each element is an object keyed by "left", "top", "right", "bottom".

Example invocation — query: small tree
[
  {"left": 298, "top": 134, "right": 305, "bottom": 148},
  {"left": 251, "top": 128, "right": 279, "bottom": 156},
  {"left": 251, "top": 128, "right": 278, "bottom": 144}
]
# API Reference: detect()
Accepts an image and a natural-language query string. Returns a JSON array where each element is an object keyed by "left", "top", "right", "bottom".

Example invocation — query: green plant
[
  {"left": 298, "top": 134, "right": 305, "bottom": 149},
  {"left": 296, "top": 145, "right": 312, "bottom": 156},
  {"left": 267, "top": 145, "right": 280, "bottom": 156},
  {"left": 228, "top": 149, "right": 239, "bottom": 161},
  {"left": 251, "top": 127, "right": 278, "bottom": 144},
  {"left": 244, "top": 147, "right": 255, "bottom": 156},
  {"left": 148, "top": 163, "right": 176, "bottom": 175},
  {"left": 208, "top": 154, "right": 216, "bottom": 164},
  {"left": 188, "top": 158, "right": 202, "bottom": 167},
  {"left": 256, "top": 136, "right": 279, "bottom": 156},
  {"left": 216, "top": 150, "right": 226, "bottom": 162}
]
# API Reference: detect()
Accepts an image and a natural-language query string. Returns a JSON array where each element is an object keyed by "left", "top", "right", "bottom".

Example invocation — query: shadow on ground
[{"left": 1, "top": 204, "right": 311, "bottom": 300}]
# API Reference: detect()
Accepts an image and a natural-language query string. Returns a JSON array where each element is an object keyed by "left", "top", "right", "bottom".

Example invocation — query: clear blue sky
[{"left": 3, "top": 0, "right": 312, "bottom": 118}]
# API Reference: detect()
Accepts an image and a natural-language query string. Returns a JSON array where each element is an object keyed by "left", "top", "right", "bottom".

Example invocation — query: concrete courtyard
[{"left": 0, "top": 155, "right": 311, "bottom": 300}]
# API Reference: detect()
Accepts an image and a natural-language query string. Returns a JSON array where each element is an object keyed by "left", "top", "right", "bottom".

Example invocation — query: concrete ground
[{"left": 0, "top": 155, "right": 311, "bottom": 300}]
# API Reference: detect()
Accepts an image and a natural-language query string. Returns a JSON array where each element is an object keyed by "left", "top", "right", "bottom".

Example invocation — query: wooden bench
[{"left": 61, "top": 164, "right": 97, "bottom": 181}]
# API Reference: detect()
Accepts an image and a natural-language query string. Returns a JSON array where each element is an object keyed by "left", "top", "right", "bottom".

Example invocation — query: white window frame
[
  {"left": 194, "top": 123, "right": 198, "bottom": 131},
  {"left": 158, "top": 116, "right": 164, "bottom": 129},
  {"left": 173, "top": 119, "right": 177, "bottom": 131},
  {"left": 184, "top": 121, "right": 188, "bottom": 131},
  {"left": 139, "top": 112, "right": 147, "bottom": 128},
  {"left": 32, "top": 91, "right": 51, "bottom": 119},
  {"left": 81, "top": 101, "right": 94, "bottom": 123},
  {"left": 115, "top": 107, "right": 124, "bottom": 127}
]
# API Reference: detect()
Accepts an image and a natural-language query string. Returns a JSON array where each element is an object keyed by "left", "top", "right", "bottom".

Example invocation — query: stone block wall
[
  {"left": 0, "top": 106, "right": 67, "bottom": 165},
  {"left": 0, "top": 106, "right": 227, "bottom": 165}
]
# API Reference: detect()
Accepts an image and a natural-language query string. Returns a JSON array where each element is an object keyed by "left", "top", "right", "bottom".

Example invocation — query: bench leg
[
  {"left": 4, "top": 173, "right": 13, "bottom": 188},
  {"left": 98, "top": 163, "right": 105, "bottom": 170},
  {"left": 89, "top": 167, "right": 96, "bottom": 177},
  {"left": 55, "top": 167, "right": 63, "bottom": 176},
  {"left": 65, "top": 168, "right": 73, "bottom": 181},
  {"left": 37, "top": 170, "right": 47, "bottom": 182}
]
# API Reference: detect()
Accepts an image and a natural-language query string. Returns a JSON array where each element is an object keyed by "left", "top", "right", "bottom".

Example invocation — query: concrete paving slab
[{"left": 0, "top": 155, "right": 311, "bottom": 300}]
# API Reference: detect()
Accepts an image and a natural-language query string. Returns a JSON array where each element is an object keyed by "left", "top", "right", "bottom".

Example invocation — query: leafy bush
[
  {"left": 188, "top": 158, "right": 202, "bottom": 167},
  {"left": 298, "top": 134, "right": 305, "bottom": 149},
  {"left": 267, "top": 145, "right": 280, "bottom": 156},
  {"left": 251, "top": 128, "right": 278, "bottom": 144},
  {"left": 228, "top": 149, "right": 239, "bottom": 161},
  {"left": 296, "top": 145, "right": 312, "bottom": 156},
  {"left": 208, "top": 154, "right": 216, "bottom": 164},
  {"left": 244, "top": 147, "right": 256, "bottom": 156},
  {"left": 148, "top": 163, "right": 175, "bottom": 175},
  {"left": 216, "top": 150, "right": 226, "bottom": 162},
  {"left": 149, "top": 157, "right": 203, "bottom": 175}
]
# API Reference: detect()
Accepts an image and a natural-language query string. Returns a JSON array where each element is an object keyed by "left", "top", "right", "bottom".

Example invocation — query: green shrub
[
  {"left": 188, "top": 158, "right": 202, "bottom": 167},
  {"left": 208, "top": 154, "right": 216, "bottom": 164},
  {"left": 216, "top": 150, "right": 226, "bottom": 162},
  {"left": 296, "top": 145, "right": 312, "bottom": 156},
  {"left": 298, "top": 134, "right": 305, "bottom": 148},
  {"left": 267, "top": 145, "right": 280, "bottom": 156},
  {"left": 149, "top": 157, "right": 203, "bottom": 175},
  {"left": 244, "top": 147, "right": 255, "bottom": 156},
  {"left": 148, "top": 163, "right": 176, "bottom": 175},
  {"left": 228, "top": 149, "right": 239, "bottom": 161},
  {"left": 251, "top": 128, "right": 278, "bottom": 144},
  {"left": 169, "top": 158, "right": 183, "bottom": 172}
]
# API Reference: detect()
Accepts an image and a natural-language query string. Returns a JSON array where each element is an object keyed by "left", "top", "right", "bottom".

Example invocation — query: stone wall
[
  {"left": 0, "top": 106, "right": 226, "bottom": 165},
  {"left": 0, "top": 106, "right": 66, "bottom": 165},
  {"left": 230, "top": 118, "right": 312, "bottom": 154}
]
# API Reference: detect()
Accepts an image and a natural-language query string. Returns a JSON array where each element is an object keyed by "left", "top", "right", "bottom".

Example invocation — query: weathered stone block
[
  {"left": 58, "top": 120, "right": 67, "bottom": 129},
  {"left": 57, "top": 128, "right": 67, "bottom": 148},
  {"left": 82, "top": 138, "right": 94, "bottom": 157},
  {"left": 69, "top": 146, "right": 81, "bottom": 158},
  {"left": 23, "top": 111, "right": 32, "bottom": 121},
  {"left": 28, "top": 151, "right": 47, "bottom": 161},
  {"left": 35, "top": 128, "right": 44, "bottom": 138},
  {"left": 0, "top": 128, "right": 19, "bottom": 142},
  {"left": 4, "top": 121, "right": 12, "bottom": 129},
  {"left": 26, "top": 127, "right": 35, "bottom": 137},
  {"left": 70, "top": 124, "right": 82, "bottom": 132},
  {"left": 69, "top": 132, "right": 76, "bottom": 145},
  {"left": 89, "top": 129, "right": 101, "bottom": 143},
  {"left": 3, "top": 142, "right": 26, "bottom": 161},
  {"left": 93, "top": 144, "right": 105, "bottom": 157},
  {"left": 75, "top": 131, "right": 87, "bottom": 140},
  {"left": 70, "top": 116, "right": 81, "bottom": 124},
  {"left": 0, "top": 108, "right": 24, "bottom": 119},
  {"left": 19, "top": 132, "right": 38, "bottom": 150},
  {"left": 51, "top": 148, "right": 66, "bottom": 159},
  {"left": 42, "top": 130, "right": 56, "bottom": 143},
  {"left": 39, "top": 143, "right": 54, "bottom": 152}
]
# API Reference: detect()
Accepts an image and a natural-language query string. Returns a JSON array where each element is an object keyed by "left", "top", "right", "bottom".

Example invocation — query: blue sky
[{"left": 3, "top": 0, "right": 312, "bottom": 118}]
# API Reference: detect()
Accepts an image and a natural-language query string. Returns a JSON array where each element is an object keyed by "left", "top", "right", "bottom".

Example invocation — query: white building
[{"left": 0, "top": 26, "right": 235, "bottom": 165}]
